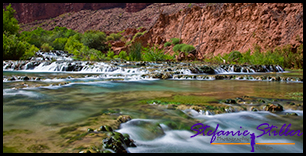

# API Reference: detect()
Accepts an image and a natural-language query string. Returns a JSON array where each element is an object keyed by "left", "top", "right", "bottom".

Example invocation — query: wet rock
[
  {"left": 199, "top": 66, "right": 215, "bottom": 74},
  {"left": 99, "top": 125, "right": 113, "bottom": 132},
  {"left": 265, "top": 103, "right": 283, "bottom": 112},
  {"left": 250, "top": 106, "right": 258, "bottom": 111},
  {"left": 9, "top": 77, "right": 16, "bottom": 81},
  {"left": 87, "top": 128, "right": 94, "bottom": 132},
  {"left": 102, "top": 131, "right": 136, "bottom": 153},
  {"left": 285, "top": 112, "right": 298, "bottom": 116},
  {"left": 224, "top": 99, "right": 237, "bottom": 104},
  {"left": 22, "top": 76, "right": 30, "bottom": 81},
  {"left": 116, "top": 115, "right": 131, "bottom": 124},
  {"left": 161, "top": 72, "right": 172, "bottom": 79}
]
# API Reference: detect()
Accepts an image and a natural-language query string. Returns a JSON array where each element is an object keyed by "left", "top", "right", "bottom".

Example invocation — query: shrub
[
  {"left": 170, "top": 38, "right": 180, "bottom": 45},
  {"left": 3, "top": 34, "right": 29, "bottom": 60},
  {"left": 180, "top": 44, "right": 195, "bottom": 53},
  {"left": 119, "top": 51, "right": 127, "bottom": 60},
  {"left": 21, "top": 45, "right": 39, "bottom": 60},
  {"left": 142, "top": 45, "right": 165, "bottom": 61},
  {"left": 227, "top": 50, "right": 243, "bottom": 63},
  {"left": 173, "top": 44, "right": 186, "bottom": 52},
  {"left": 52, "top": 37, "right": 68, "bottom": 50},
  {"left": 106, "top": 49, "right": 115, "bottom": 59},
  {"left": 164, "top": 42, "right": 171, "bottom": 47},
  {"left": 81, "top": 30, "right": 107, "bottom": 51},
  {"left": 106, "top": 33, "right": 122, "bottom": 41},
  {"left": 128, "top": 42, "right": 142, "bottom": 61},
  {"left": 40, "top": 43, "right": 54, "bottom": 52}
]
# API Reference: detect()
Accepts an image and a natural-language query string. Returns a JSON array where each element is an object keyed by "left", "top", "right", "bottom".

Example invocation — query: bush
[
  {"left": 119, "top": 51, "right": 127, "bottom": 60},
  {"left": 173, "top": 44, "right": 195, "bottom": 53},
  {"left": 227, "top": 50, "right": 243, "bottom": 63},
  {"left": 164, "top": 42, "right": 171, "bottom": 47},
  {"left": 81, "top": 30, "right": 107, "bottom": 51},
  {"left": 3, "top": 34, "right": 29, "bottom": 60},
  {"left": 128, "top": 42, "right": 142, "bottom": 61},
  {"left": 142, "top": 45, "right": 165, "bottom": 61},
  {"left": 180, "top": 44, "right": 195, "bottom": 53},
  {"left": 173, "top": 44, "right": 186, "bottom": 52},
  {"left": 40, "top": 43, "right": 54, "bottom": 52},
  {"left": 52, "top": 37, "right": 68, "bottom": 50},
  {"left": 21, "top": 45, "right": 39, "bottom": 60},
  {"left": 170, "top": 38, "right": 180, "bottom": 45},
  {"left": 106, "top": 49, "right": 115, "bottom": 59},
  {"left": 106, "top": 33, "right": 122, "bottom": 41}
]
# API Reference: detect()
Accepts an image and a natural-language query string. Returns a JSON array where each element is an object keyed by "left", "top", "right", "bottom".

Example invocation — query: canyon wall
[
  {"left": 3, "top": 3, "right": 152, "bottom": 23},
  {"left": 142, "top": 3, "right": 303, "bottom": 58}
]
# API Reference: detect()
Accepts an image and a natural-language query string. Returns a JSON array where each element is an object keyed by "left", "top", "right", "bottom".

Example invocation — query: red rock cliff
[
  {"left": 3, "top": 3, "right": 151, "bottom": 23},
  {"left": 142, "top": 3, "right": 303, "bottom": 58}
]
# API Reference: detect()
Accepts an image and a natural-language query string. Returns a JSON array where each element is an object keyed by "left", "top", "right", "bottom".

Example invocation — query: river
[{"left": 3, "top": 60, "right": 303, "bottom": 153}]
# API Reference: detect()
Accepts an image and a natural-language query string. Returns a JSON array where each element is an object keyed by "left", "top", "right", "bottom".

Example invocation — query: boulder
[
  {"left": 116, "top": 115, "right": 131, "bottom": 124},
  {"left": 265, "top": 103, "right": 283, "bottom": 112}
]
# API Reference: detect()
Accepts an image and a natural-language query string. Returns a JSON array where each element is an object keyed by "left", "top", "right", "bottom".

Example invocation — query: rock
[
  {"left": 250, "top": 106, "right": 258, "bottom": 111},
  {"left": 102, "top": 131, "right": 136, "bottom": 153},
  {"left": 285, "top": 112, "right": 298, "bottom": 116},
  {"left": 265, "top": 103, "right": 283, "bottom": 112},
  {"left": 224, "top": 99, "right": 237, "bottom": 104},
  {"left": 161, "top": 72, "right": 172, "bottom": 79},
  {"left": 87, "top": 128, "right": 94, "bottom": 132},
  {"left": 99, "top": 125, "right": 113, "bottom": 132},
  {"left": 116, "top": 115, "right": 131, "bottom": 124},
  {"left": 199, "top": 66, "right": 215, "bottom": 74}
]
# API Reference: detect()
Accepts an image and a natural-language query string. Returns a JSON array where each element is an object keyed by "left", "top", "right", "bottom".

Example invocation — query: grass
[
  {"left": 286, "top": 92, "right": 303, "bottom": 101},
  {"left": 204, "top": 44, "right": 303, "bottom": 69}
]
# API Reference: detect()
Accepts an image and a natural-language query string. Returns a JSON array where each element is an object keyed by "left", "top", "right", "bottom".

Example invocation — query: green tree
[
  {"left": 3, "top": 4, "right": 19, "bottom": 35},
  {"left": 40, "top": 43, "right": 54, "bottom": 52},
  {"left": 3, "top": 34, "right": 28, "bottom": 60},
  {"left": 52, "top": 37, "right": 68, "bottom": 50},
  {"left": 81, "top": 30, "right": 107, "bottom": 51}
]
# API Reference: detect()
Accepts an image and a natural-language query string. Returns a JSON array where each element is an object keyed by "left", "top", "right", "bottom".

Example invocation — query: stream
[{"left": 3, "top": 59, "right": 303, "bottom": 153}]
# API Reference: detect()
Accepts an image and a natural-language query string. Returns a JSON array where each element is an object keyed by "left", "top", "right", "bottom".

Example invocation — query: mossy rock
[
  {"left": 116, "top": 115, "right": 131, "bottom": 124},
  {"left": 99, "top": 125, "right": 113, "bottom": 132}
]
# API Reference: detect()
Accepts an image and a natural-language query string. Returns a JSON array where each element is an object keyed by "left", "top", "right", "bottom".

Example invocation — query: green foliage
[
  {"left": 106, "top": 33, "right": 122, "bottom": 41},
  {"left": 164, "top": 42, "right": 171, "bottom": 47},
  {"left": 227, "top": 50, "right": 243, "bottom": 63},
  {"left": 80, "top": 30, "right": 107, "bottom": 51},
  {"left": 129, "top": 31, "right": 148, "bottom": 45},
  {"left": 21, "top": 44, "right": 39, "bottom": 60},
  {"left": 118, "top": 51, "right": 128, "bottom": 60},
  {"left": 170, "top": 38, "right": 180, "bottom": 45},
  {"left": 173, "top": 44, "right": 186, "bottom": 52},
  {"left": 205, "top": 44, "right": 303, "bottom": 69},
  {"left": 180, "top": 44, "right": 195, "bottom": 53},
  {"left": 173, "top": 43, "right": 195, "bottom": 53},
  {"left": 128, "top": 42, "right": 142, "bottom": 61},
  {"left": 52, "top": 37, "right": 68, "bottom": 50},
  {"left": 3, "top": 34, "right": 29, "bottom": 60},
  {"left": 106, "top": 49, "right": 115, "bottom": 59},
  {"left": 40, "top": 43, "right": 54, "bottom": 52},
  {"left": 3, "top": 4, "right": 19, "bottom": 35},
  {"left": 142, "top": 45, "right": 170, "bottom": 61}
]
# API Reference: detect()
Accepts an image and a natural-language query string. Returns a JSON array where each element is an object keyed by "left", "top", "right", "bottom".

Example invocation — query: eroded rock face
[
  {"left": 3, "top": 3, "right": 151, "bottom": 23},
  {"left": 146, "top": 3, "right": 303, "bottom": 59}
]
